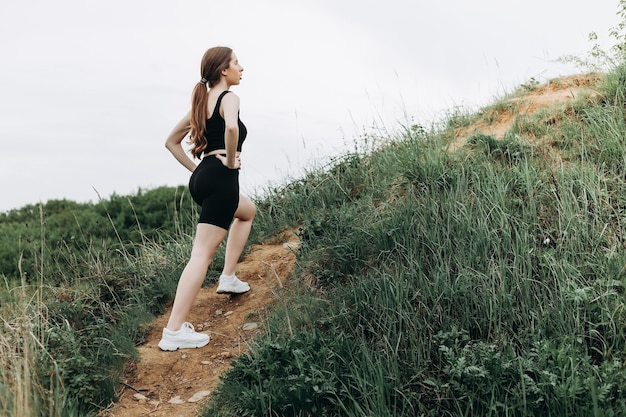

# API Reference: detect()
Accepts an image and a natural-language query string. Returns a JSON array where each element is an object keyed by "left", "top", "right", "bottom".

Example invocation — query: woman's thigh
[{"left": 234, "top": 194, "right": 256, "bottom": 221}]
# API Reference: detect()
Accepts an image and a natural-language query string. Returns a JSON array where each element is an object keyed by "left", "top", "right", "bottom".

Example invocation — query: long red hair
[{"left": 189, "top": 46, "right": 233, "bottom": 159}]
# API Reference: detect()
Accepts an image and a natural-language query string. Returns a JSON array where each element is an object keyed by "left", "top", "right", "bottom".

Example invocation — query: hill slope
[
  {"left": 450, "top": 73, "right": 603, "bottom": 152},
  {"left": 101, "top": 73, "right": 608, "bottom": 416}
]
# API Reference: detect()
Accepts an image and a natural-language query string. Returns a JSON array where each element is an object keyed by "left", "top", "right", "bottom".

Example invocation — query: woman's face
[{"left": 223, "top": 53, "right": 243, "bottom": 86}]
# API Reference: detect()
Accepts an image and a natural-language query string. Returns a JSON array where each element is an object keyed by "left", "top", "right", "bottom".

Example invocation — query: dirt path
[{"left": 99, "top": 229, "right": 300, "bottom": 417}]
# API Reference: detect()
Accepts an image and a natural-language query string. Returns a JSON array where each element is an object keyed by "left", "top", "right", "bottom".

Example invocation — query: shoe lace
[{"left": 181, "top": 322, "right": 196, "bottom": 333}]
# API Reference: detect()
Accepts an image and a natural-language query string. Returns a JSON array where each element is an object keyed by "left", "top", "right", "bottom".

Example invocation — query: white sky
[{"left": 0, "top": 0, "right": 621, "bottom": 212}]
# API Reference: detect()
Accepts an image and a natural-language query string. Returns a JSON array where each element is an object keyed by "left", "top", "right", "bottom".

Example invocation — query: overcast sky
[{"left": 0, "top": 0, "right": 621, "bottom": 212}]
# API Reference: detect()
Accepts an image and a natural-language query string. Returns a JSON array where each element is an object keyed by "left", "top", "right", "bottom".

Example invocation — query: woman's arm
[
  {"left": 220, "top": 93, "right": 240, "bottom": 169},
  {"left": 165, "top": 110, "right": 197, "bottom": 172}
]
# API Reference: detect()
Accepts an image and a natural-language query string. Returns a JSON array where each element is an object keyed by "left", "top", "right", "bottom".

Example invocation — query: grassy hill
[
  {"left": 3, "top": 65, "right": 626, "bottom": 415},
  {"left": 203, "top": 69, "right": 626, "bottom": 416}
]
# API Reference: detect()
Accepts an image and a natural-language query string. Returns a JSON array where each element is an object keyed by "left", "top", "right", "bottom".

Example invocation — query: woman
[{"left": 158, "top": 46, "right": 256, "bottom": 351}]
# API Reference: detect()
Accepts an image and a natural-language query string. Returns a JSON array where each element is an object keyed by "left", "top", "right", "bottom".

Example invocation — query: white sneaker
[
  {"left": 216, "top": 274, "right": 250, "bottom": 294},
  {"left": 158, "top": 322, "right": 210, "bottom": 351}
]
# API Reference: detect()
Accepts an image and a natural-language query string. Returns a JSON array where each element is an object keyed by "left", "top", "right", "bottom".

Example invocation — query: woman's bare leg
[
  {"left": 221, "top": 194, "right": 256, "bottom": 276},
  {"left": 165, "top": 223, "right": 228, "bottom": 331}
]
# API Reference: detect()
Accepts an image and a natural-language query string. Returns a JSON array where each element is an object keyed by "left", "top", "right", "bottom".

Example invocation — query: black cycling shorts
[{"left": 188, "top": 155, "right": 239, "bottom": 230}]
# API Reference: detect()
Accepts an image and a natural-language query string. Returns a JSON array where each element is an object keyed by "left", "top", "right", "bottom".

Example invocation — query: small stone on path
[
  {"left": 168, "top": 395, "right": 185, "bottom": 404},
  {"left": 242, "top": 322, "right": 259, "bottom": 331},
  {"left": 188, "top": 390, "right": 211, "bottom": 403}
]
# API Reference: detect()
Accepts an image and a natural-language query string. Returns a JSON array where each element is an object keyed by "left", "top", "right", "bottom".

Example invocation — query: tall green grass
[
  {"left": 0, "top": 197, "right": 200, "bottom": 416},
  {"left": 205, "top": 69, "right": 626, "bottom": 416},
  {"left": 0, "top": 286, "right": 73, "bottom": 417}
]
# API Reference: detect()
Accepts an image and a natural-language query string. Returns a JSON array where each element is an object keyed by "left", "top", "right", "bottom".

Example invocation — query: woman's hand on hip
[{"left": 215, "top": 154, "right": 241, "bottom": 170}]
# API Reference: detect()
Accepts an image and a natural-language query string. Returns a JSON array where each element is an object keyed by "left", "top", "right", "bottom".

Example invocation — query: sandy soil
[{"left": 448, "top": 73, "right": 604, "bottom": 153}]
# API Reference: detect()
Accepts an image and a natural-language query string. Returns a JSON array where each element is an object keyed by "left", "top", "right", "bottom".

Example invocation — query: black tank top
[{"left": 203, "top": 91, "right": 247, "bottom": 154}]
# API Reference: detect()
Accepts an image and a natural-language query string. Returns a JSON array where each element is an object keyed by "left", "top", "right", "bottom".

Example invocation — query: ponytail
[{"left": 189, "top": 81, "right": 209, "bottom": 159}]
